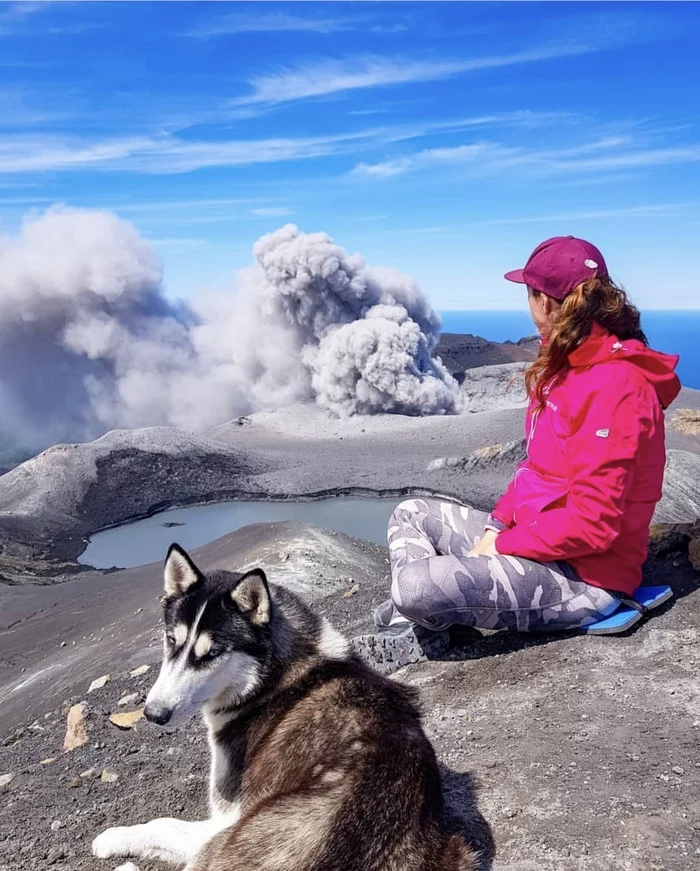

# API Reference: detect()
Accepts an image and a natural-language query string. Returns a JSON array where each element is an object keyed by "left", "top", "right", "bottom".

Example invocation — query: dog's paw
[{"left": 92, "top": 827, "right": 137, "bottom": 859}]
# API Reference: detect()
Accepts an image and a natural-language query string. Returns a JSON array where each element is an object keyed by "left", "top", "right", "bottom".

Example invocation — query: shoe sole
[{"left": 352, "top": 631, "right": 449, "bottom": 677}]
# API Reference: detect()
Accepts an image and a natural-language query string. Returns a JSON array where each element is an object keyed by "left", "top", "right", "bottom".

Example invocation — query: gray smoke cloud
[
  {"left": 0, "top": 209, "right": 460, "bottom": 461},
  {"left": 236, "top": 224, "right": 461, "bottom": 416}
]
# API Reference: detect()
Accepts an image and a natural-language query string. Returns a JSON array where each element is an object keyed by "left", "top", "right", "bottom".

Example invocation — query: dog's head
[{"left": 144, "top": 544, "right": 271, "bottom": 727}]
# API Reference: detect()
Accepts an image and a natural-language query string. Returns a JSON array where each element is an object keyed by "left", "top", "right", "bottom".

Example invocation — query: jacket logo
[{"left": 595, "top": 429, "right": 610, "bottom": 438}]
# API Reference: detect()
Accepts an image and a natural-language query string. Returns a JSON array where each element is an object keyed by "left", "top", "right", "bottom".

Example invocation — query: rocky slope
[
  {"left": 435, "top": 333, "right": 539, "bottom": 374},
  {"left": 458, "top": 363, "right": 528, "bottom": 413},
  {"left": 0, "top": 383, "right": 698, "bottom": 583}
]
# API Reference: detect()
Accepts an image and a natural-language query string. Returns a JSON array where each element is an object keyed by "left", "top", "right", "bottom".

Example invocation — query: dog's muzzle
[{"left": 144, "top": 703, "right": 173, "bottom": 726}]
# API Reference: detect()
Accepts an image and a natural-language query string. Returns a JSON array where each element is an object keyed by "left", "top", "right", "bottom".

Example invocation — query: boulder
[
  {"left": 87, "top": 675, "right": 110, "bottom": 694},
  {"left": 62, "top": 702, "right": 89, "bottom": 752},
  {"left": 109, "top": 709, "right": 145, "bottom": 731},
  {"left": 669, "top": 408, "right": 700, "bottom": 437}
]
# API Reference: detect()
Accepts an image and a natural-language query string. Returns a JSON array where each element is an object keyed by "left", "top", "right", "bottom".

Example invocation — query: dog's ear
[
  {"left": 231, "top": 569, "right": 270, "bottom": 626},
  {"left": 164, "top": 544, "right": 201, "bottom": 598}
]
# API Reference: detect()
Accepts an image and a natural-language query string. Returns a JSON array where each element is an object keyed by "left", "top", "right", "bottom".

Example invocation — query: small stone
[
  {"left": 456, "top": 709, "right": 468, "bottom": 717},
  {"left": 118, "top": 693, "right": 140, "bottom": 708},
  {"left": 100, "top": 769, "right": 119, "bottom": 783},
  {"left": 69, "top": 777, "right": 81, "bottom": 788},
  {"left": 343, "top": 584, "right": 360, "bottom": 598},
  {"left": 688, "top": 536, "right": 700, "bottom": 572},
  {"left": 115, "top": 864, "right": 140, "bottom": 871},
  {"left": 63, "top": 702, "right": 89, "bottom": 751},
  {"left": 60, "top": 641, "right": 67, "bottom": 648},
  {"left": 0, "top": 773, "right": 15, "bottom": 788},
  {"left": 130, "top": 665, "right": 150, "bottom": 677},
  {"left": 672, "top": 766, "right": 685, "bottom": 776},
  {"left": 46, "top": 847, "right": 66, "bottom": 865},
  {"left": 88, "top": 674, "right": 110, "bottom": 693},
  {"left": 80, "top": 768, "right": 97, "bottom": 779},
  {"left": 40, "top": 757, "right": 57, "bottom": 765},
  {"left": 50, "top": 820, "right": 63, "bottom": 832},
  {"left": 109, "top": 709, "right": 145, "bottom": 730}
]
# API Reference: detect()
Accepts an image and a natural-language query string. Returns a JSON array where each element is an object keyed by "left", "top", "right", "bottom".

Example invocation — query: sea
[{"left": 439, "top": 311, "right": 700, "bottom": 390}]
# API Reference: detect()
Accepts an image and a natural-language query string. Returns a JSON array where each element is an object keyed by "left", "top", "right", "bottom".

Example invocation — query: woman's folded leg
[{"left": 392, "top": 551, "right": 618, "bottom": 632}]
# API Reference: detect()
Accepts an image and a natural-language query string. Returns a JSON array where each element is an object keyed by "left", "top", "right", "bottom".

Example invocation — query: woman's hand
[{"left": 467, "top": 529, "right": 500, "bottom": 558}]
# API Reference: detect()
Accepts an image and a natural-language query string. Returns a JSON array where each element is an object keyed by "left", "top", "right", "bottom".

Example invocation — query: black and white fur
[{"left": 92, "top": 544, "right": 476, "bottom": 871}]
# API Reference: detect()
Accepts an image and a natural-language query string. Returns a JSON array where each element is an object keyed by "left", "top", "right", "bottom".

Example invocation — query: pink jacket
[{"left": 494, "top": 324, "right": 681, "bottom": 595}]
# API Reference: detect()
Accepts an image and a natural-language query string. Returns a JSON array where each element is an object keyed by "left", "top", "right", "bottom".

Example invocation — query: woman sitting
[{"left": 353, "top": 236, "right": 681, "bottom": 675}]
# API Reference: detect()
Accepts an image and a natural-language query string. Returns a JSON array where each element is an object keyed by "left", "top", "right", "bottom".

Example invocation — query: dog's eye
[
  {"left": 201, "top": 648, "right": 221, "bottom": 662},
  {"left": 166, "top": 634, "right": 177, "bottom": 646}
]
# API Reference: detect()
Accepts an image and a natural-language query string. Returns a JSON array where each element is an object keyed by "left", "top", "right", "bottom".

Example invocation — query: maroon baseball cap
[{"left": 504, "top": 236, "right": 609, "bottom": 301}]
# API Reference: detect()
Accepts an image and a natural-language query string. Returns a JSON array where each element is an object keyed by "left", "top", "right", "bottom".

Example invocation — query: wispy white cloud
[
  {"left": 0, "top": 87, "right": 79, "bottom": 128},
  {"left": 0, "top": 135, "right": 156, "bottom": 173},
  {"left": 351, "top": 136, "right": 700, "bottom": 180},
  {"left": 250, "top": 206, "right": 294, "bottom": 217},
  {"left": 117, "top": 197, "right": 271, "bottom": 213},
  {"left": 0, "top": 2, "right": 42, "bottom": 36},
  {"left": 546, "top": 145, "right": 700, "bottom": 172},
  {"left": 230, "top": 44, "right": 611, "bottom": 109},
  {"left": 481, "top": 204, "right": 691, "bottom": 225},
  {"left": 0, "top": 2, "right": 95, "bottom": 37},
  {"left": 0, "top": 195, "right": 52, "bottom": 205},
  {"left": 349, "top": 214, "right": 389, "bottom": 223},
  {"left": 353, "top": 156, "right": 414, "bottom": 179},
  {"left": 1, "top": 116, "right": 552, "bottom": 176},
  {"left": 352, "top": 142, "right": 511, "bottom": 178},
  {"left": 135, "top": 214, "right": 252, "bottom": 227},
  {"left": 148, "top": 237, "right": 210, "bottom": 250},
  {"left": 378, "top": 111, "right": 573, "bottom": 145},
  {"left": 396, "top": 204, "right": 692, "bottom": 237},
  {"left": 0, "top": 129, "right": 375, "bottom": 174},
  {"left": 187, "top": 11, "right": 363, "bottom": 39},
  {"left": 3, "top": 117, "right": 697, "bottom": 184}
]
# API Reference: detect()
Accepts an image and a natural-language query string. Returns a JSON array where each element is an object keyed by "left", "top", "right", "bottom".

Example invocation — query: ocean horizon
[{"left": 440, "top": 310, "right": 700, "bottom": 390}]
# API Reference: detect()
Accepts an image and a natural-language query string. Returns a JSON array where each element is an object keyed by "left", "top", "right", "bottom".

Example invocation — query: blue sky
[{"left": 1, "top": 0, "right": 699, "bottom": 310}]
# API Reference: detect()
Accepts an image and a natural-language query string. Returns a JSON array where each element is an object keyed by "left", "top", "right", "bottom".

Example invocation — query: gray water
[{"left": 79, "top": 497, "right": 399, "bottom": 569}]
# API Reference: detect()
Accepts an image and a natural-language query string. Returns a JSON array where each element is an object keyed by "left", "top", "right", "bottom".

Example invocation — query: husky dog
[{"left": 92, "top": 544, "right": 477, "bottom": 871}]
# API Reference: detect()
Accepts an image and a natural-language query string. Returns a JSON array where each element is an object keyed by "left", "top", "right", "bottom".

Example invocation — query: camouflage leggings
[{"left": 389, "top": 499, "right": 619, "bottom": 631}]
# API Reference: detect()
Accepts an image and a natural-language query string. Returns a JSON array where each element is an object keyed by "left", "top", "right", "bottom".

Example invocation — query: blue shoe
[{"left": 581, "top": 585, "right": 673, "bottom": 635}]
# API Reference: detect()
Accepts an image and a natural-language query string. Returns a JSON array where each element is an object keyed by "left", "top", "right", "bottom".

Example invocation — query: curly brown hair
[{"left": 524, "top": 276, "right": 647, "bottom": 408}]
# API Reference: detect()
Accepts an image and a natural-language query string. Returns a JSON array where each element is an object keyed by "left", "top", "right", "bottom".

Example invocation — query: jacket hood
[{"left": 568, "top": 323, "right": 681, "bottom": 409}]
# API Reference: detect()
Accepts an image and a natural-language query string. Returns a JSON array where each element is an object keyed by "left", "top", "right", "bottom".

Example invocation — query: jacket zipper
[
  {"left": 527, "top": 406, "right": 541, "bottom": 455},
  {"left": 515, "top": 397, "right": 545, "bottom": 527}
]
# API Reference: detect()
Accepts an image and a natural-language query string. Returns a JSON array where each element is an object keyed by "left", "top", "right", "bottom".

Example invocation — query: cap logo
[{"left": 584, "top": 259, "right": 598, "bottom": 269}]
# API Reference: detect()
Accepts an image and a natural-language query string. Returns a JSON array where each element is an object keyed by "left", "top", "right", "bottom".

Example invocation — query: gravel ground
[{"left": 1, "top": 524, "right": 698, "bottom": 871}]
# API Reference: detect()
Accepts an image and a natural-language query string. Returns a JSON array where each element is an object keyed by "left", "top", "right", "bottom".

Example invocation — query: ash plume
[
  {"left": 236, "top": 224, "right": 461, "bottom": 416},
  {"left": 0, "top": 210, "right": 460, "bottom": 460},
  {"left": 0, "top": 206, "right": 247, "bottom": 459}
]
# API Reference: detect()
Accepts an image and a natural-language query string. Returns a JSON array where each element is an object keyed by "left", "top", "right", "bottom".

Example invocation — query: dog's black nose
[{"left": 144, "top": 704, "right": 172, "bottom": 725}]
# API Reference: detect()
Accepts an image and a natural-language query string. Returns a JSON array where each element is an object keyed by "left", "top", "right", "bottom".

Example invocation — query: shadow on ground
[{"left": 441, "top": 766, "right": 496, "bottom": 870}]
